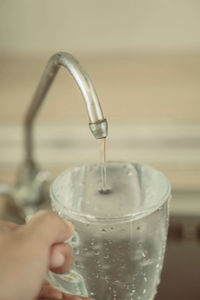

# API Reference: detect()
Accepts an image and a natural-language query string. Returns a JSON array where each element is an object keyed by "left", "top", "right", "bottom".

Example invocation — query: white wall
[{"left": 0, "top": 0, "right": 200, "bottom": 54}]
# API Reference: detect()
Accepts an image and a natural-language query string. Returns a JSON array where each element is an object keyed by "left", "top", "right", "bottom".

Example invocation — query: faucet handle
[
  {"left": 15, "top": 164, "right": 51, "bottom": 216},
  {"left": 0, "top": 166, "right": 51, "bottom": 222}
]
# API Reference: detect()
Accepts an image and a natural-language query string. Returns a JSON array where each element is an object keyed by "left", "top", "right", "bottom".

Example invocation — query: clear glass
[{"left": 48, "top": 162, "right": 171, "bottom": 300}]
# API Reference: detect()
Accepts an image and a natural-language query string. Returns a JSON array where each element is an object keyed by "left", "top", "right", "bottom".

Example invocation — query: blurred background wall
[
  {"left": 0, "top": 0, "right": 200, "bottom": 188},
  {"left": 0, "top": 0, "right": 200, "bottom": 55},
  {"left": 0, "top": 0, "right": 200, "bottom": 173},
  {"left": 0, "top": 1, "right": 200, "bottom": 299},
  {"left": 0, "top": 0, "right": 200, "bottom": 124}
]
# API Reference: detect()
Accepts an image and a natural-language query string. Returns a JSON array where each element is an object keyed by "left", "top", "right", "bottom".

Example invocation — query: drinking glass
[{"left": 47, "top": 161, "right": 171, "bottom": 300}]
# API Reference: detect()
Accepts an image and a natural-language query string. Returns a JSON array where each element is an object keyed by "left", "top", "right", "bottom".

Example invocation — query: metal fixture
[{"left": 0, "top": 52, "right": 108, "bottom": 222}]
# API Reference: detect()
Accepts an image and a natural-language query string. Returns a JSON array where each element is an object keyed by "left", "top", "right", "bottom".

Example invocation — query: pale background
[
  {"left": 0, "top": 1, "right": 200, "bottom": 299},
  {"left": 0, "top": 0, "right": 200, "bottom": 189},
  {"left": 0, "top": 0, "right": 200, "bottom": 191},
  {"left": 1, "top": 0, "right": 200, "bottom": 54}
]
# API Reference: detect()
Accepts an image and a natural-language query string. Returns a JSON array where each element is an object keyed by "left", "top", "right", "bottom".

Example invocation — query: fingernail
[{"left": 51, "top": 251, "right": 65, "bottom": 268}]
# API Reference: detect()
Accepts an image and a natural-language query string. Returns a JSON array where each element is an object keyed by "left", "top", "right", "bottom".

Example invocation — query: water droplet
[
  {"left": 84, "top": 251, "right": 93, "bottom": 257},
  {"left": 102, "top": 264, "right": 111, "bottom": 270},
  {"left": 113, "top": 280, "right": 121, "bottom": 286},
  {"left": 156, "top": 263, "right": 160, "bottom": 269},
  {"left": 142, "top": 251, "right": 147, "bottom": 257},
  {"left": 95, "top": 250, "right": 100, "bottom": 255},
  {"left": 143, "top": 289, "right": 146, "bottom": 294},
  {"left": 142, "top": 259, "right": 153, "bottom": 266}
]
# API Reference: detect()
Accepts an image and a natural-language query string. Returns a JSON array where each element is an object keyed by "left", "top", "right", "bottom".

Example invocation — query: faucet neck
[{"left": 24, "top": 52, "right": 108, "bottom": 165}]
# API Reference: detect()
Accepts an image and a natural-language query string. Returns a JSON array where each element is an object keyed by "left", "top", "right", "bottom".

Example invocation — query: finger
[
  {"left": 0, "top": 221, "right": 19, "bottom": 233},
  {"left": 38, "top": 282, "right": 91, "bottom": 300},
  {"left": 38, "top": 281, "right": 63, "bottom": 299},
  {"left": 49, "top": 243, "right": 73, "bottom": 274},
  {"left": 63, "top": 296, "right": 92, "bottom": 300},
  {"left": 39, "top": 281, "right": 91, "bottom": 300},
  {"left": 63, "top": 294, "right": 91, "bottom": 300},
  {"left": 24, "top": 210, "right": 74, "bottom": 247}
]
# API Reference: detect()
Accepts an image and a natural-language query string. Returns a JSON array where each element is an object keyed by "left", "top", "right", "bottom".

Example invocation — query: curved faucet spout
[{"left": 24, "top": 52, "right": 108, "bottom": 166}]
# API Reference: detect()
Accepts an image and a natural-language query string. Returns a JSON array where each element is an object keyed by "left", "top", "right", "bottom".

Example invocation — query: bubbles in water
[
  {"left": 128, "top": 171, "right": 133, "bottom": 176},
  {"left": 101, "top": 264, "right": 111, "bottom": 270},
  {"left": 54, "top": 183, "right": 168, "bottom": 300},
  {"left": 113, "top": 280, "right": 121, "bottom": 286},
  {"left": 84, "top": 251, "right": 93, "bottom": 258},
  {"left": 142, "top": 250, "right": 147, "bottom": 257},
  {"left": 132, "top": 248, "right": 146, "bottom": 261},
  {"left": 156, "top": 263, "right": 160, "bottom": 269},
  {"left": 142, "top": 258, "right": 153, "bottom": 267},
  {"left": 91, "top": 242, "right": 102, "bottom": 250}
]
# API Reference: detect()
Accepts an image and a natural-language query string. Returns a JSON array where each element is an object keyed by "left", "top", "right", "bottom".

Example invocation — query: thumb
[
  {"left": 24, "top": 210, "right": 74, "bottom": 247},
  {"left": 0, "top": 211, "right": 74, "bottom": 300}
]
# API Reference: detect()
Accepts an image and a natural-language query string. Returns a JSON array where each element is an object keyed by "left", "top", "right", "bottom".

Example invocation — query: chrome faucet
[{"left": 0, "top": 52, "right": 108, "bottom": 222}]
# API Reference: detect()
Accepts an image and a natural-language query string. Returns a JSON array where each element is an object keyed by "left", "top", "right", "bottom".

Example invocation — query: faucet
[{"left": 0, "top": 52, "right": 108, "bottom": 222}]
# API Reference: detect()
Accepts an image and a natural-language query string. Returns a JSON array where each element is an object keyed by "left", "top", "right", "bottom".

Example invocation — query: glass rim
[{"left": 50, "top": 161, "right": 171, "bottom": 224}]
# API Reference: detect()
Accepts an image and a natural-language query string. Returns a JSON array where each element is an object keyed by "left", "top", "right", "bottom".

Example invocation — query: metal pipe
[{"left": 24, "top": 52, "right": 108, "bottom": 165}]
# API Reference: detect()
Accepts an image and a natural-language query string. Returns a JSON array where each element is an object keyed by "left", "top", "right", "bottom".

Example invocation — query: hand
[{"left": 0, "top": 210, "right": 91, "bottom": 300}]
